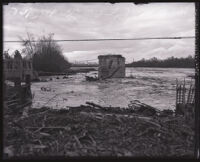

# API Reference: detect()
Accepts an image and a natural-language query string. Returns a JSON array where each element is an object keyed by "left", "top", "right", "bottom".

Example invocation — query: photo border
[{"left": 1, "top": 0, "right": 199, "bottom": 160}]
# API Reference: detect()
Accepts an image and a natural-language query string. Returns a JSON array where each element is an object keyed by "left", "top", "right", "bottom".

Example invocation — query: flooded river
[{"left": 31, "top": 67, "right": 194, "bottom": 110}]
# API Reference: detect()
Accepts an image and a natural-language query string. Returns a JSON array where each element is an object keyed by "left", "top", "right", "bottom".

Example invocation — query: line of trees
[
  {"left": 126, "top": 55, "right": 195, "bottom": 68},
  {"left": 20, "top": 33, "right": 71, "bottom": 73}
]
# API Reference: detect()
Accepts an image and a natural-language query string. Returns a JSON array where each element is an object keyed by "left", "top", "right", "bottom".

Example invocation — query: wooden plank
[
  {"left": 176, "top": 79, "right": 178, "bottom": 107},
  {"left": 6, "top": 99, "right": 20, "bottom": 104},
  {"left": 187, "top": 84, "right": 192, "bottom": 104},
  {"left": 191, "top": 87, "right": 195, "bottom": 104},
  {"left": 7, "top": 102, "right": 18, "bottom": 107},
  {"left": 183, "top": 79, "right": 186, "bottom": 105}
]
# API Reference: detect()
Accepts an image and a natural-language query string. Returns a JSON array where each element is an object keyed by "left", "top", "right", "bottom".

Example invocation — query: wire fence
[{"left": 175, "top": 78, "right": 195, "bottom": 116}]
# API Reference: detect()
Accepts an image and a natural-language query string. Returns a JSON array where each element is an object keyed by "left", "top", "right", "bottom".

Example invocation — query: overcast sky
[{"left": 3, "top": 3, "right": 195, "bottom": 63}]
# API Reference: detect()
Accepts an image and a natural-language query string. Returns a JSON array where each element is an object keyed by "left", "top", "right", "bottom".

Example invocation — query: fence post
[
  {"left": 14, "top": 77, "right": 22, "bottom": 103},
  {"left": 25, "top": 74, "right": 32, "bottom": 101},
  {"left": 25, "top": 75, "right": 31, "bottom": 88}
]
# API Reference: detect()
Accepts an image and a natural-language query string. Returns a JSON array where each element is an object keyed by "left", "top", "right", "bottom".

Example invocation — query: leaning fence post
[
  {"left": 175, "top": 79, "right": 178, "bottom": 112},
  {"left": 14, "top": 77, "right": 22, "bottom": 103},
  {"left": 183, "top": 78, "right": 186, "bottom": 116},
  {"left": 183, "top": 78, "right": 186, "bottom": 104},
  {"left": 25, "top": 75, "right": 31, "bottom": 88}
]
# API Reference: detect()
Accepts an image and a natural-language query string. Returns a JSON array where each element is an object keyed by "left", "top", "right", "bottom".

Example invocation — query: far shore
[{"left": 36, "top": 66, "right": 194, "bottom": 77}]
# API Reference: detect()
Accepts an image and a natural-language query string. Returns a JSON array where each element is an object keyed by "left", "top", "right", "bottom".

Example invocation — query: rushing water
[{"left": 31, "top": 67, "right": 194, "bottom": 110}]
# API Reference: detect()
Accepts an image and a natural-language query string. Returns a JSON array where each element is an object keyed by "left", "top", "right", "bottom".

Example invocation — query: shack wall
[{"left": 98, "top": 55, "right": 125, "bottom": 79}]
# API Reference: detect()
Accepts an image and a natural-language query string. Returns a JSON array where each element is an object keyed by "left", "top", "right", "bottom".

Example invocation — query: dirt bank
[{"left": 3, "top": 101, "right": 194, "bottom": 158}]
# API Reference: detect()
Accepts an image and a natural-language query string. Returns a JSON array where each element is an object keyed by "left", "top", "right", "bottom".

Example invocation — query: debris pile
[
  {"left": 41, "top": 87, "right": 51, "bottom": 92},
  {"left": 63, "top": 76, "right": 68, "bottom": 79},
  {"left": 85, "top": 76, "right": 99, "bottom": 82},
  {"left": 3, "top": 101, "right": 194, "bottom": 158}
]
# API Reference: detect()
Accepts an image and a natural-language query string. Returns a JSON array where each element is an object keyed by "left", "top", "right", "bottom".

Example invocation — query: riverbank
[{"left": 3, "top": 101, "right": 194, "bottom": 158}]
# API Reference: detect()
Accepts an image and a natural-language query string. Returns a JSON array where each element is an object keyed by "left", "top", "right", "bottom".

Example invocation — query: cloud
[{"left": 3, "top": 3, "right": 195, "bottom": 62}]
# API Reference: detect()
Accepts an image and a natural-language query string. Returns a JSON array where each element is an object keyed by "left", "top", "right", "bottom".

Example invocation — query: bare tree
[{"left": 20, "top": 33, "right": 71, "bottom": 72}]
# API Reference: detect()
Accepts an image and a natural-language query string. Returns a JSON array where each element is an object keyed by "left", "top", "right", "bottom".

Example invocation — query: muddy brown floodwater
[{"left": 31, "top": 67, "right": 194, "bottom": 110}]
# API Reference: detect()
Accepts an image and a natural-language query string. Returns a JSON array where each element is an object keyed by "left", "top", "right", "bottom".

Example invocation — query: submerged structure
[{"left": 98, "top": 55, "right": 125, "bottom": 79}]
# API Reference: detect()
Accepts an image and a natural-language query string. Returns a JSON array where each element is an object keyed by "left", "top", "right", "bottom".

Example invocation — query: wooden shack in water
[{"left": 98, "top": 55, "right": 125, "bottom": 79}]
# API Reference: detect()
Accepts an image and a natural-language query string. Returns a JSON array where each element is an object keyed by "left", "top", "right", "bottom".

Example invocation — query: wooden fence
[{"left": 176, "top": 79, "right": 195, "bottom": 116}]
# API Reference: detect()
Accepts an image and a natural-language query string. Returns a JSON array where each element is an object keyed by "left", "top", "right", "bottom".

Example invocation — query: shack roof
[{"left": 98, "top": 55, "right": 125, "bottom": 59}]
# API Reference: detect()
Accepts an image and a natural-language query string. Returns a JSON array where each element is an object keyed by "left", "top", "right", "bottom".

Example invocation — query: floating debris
[
  {"left": 85, "top": 76, "right": 99, "bottom": 82},
  {"left": 63, "top": 76, "right": 68, "bottom": 79},
  {"left": 41, "top": 87, "right": 51, "bottom": 92}
]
